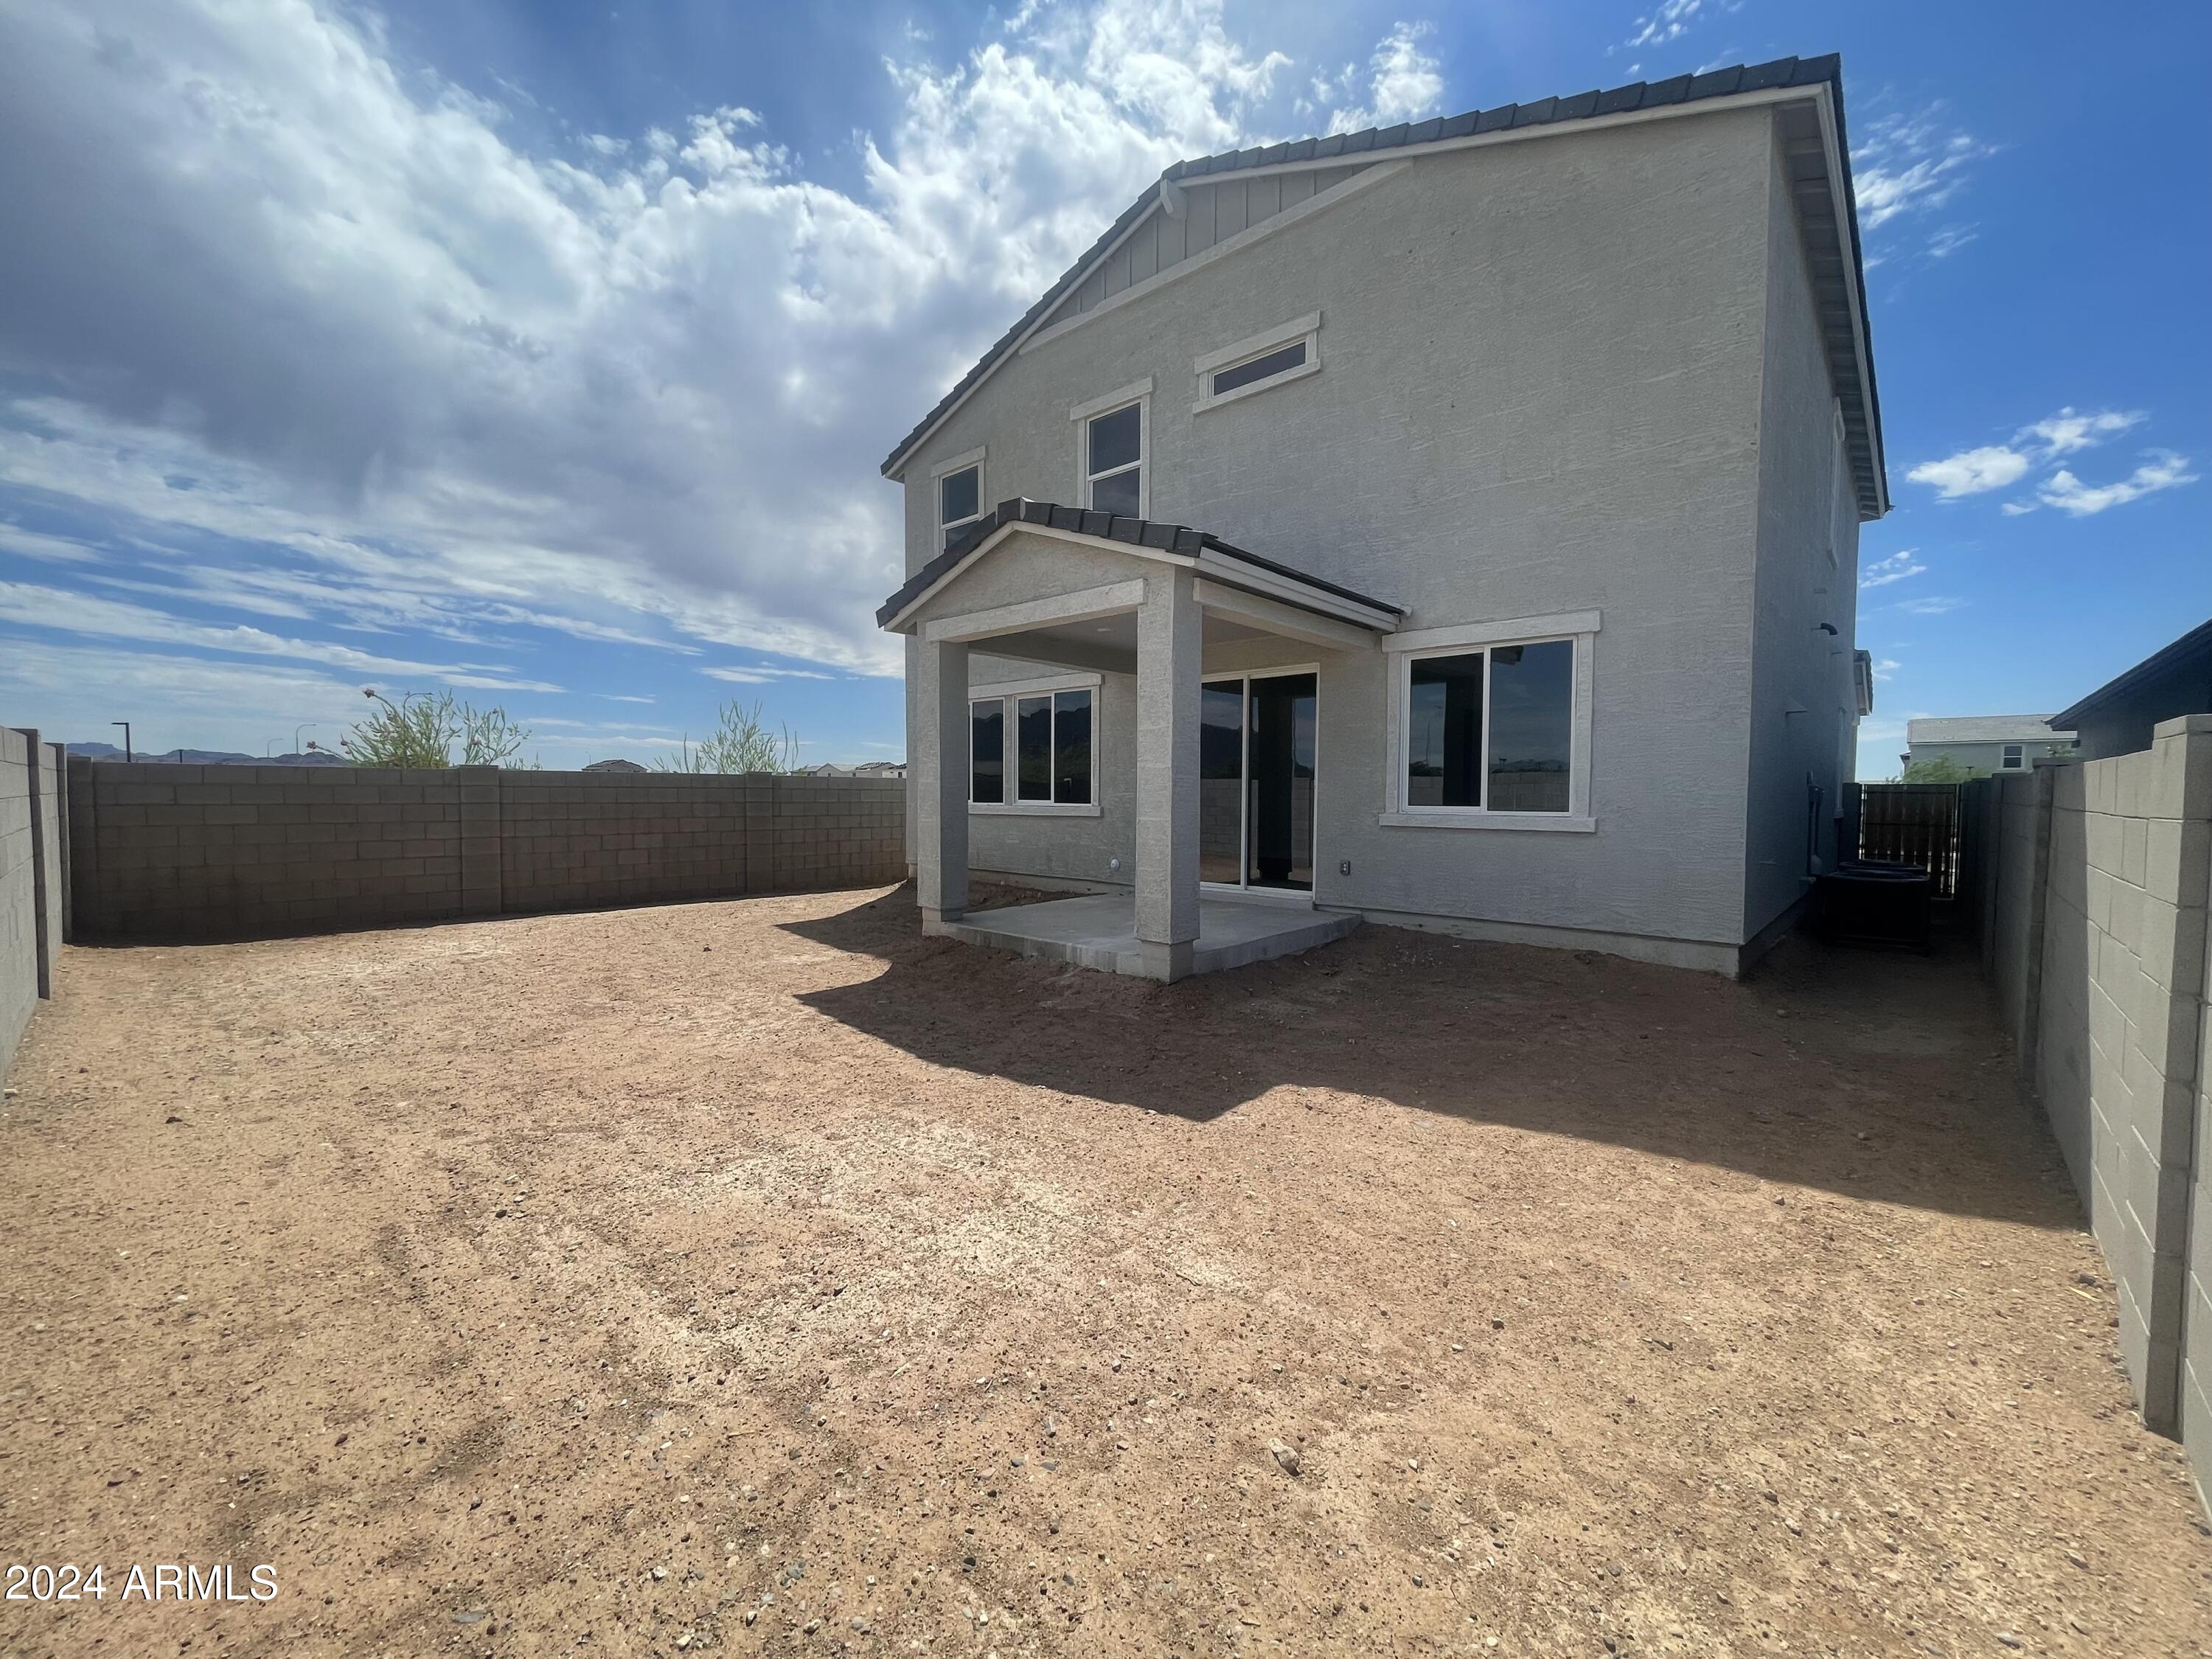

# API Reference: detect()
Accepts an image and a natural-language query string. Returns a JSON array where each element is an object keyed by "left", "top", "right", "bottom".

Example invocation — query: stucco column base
[
  {"left": 1138, "top": 939, "right": 1194, "bottom": 982},
  {"left": 919, "top": 905, "right": 963, "bottom": 934}
]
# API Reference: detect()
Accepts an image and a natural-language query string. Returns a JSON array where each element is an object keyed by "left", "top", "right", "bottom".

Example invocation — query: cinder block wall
[
  {"left": 1983, "top": 715, "right": 2211, "bottom": 1510},
  {"left": 66, "top": 760, "right": 905, "bottom": 943},
  {"left": 2, "top": 731, "right": 66, "bottom": 1082},
  {"left": 1, "top": 728, "right": 36, "bottom": 1068}
]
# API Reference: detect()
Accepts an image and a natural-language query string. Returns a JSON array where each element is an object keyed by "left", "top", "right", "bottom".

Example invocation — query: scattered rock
[
  {"left": 1996, "top": 1635, "right": 2023, "bottom": 1650},
  {"left": 1267, "top": 1438, "right": 1301, "bottom": 1477}
]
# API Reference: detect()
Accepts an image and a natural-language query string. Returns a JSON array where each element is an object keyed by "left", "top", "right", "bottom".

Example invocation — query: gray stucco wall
[
  {"left": 897, "top": 106, "right": 1824, "bottom": 957},
  {"left": 1742, "top": 129, "right": 1861, "bottom": 940}
]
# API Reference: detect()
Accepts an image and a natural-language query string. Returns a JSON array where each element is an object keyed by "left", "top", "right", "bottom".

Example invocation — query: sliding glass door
[{"left": 1198, "top": 671, "right": 1318, "bottom": 893}]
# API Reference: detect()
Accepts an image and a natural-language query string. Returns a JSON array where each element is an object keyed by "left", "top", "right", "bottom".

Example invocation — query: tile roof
[
  {"left": 880, "top": 55, "right": 1879, "bottom": 501},
  {"left": 877, "top": 498, "right": 1403, "bottom": 630}
]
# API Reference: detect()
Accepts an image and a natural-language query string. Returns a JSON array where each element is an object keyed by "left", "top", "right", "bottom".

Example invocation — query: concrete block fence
[
  {"left": 65, "top": 759, "right": 905, "bottom": 945},
  {"left": 1978, "top": 716, "right": 2212, "bottom": 1515},
  {"left": 3, "top": 728, "right": 68, "bottom": 1081}
]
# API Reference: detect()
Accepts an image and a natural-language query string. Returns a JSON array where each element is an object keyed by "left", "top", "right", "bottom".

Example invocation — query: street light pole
[{"left": 112, "top": 720, "right": 132, "bottom": 762}]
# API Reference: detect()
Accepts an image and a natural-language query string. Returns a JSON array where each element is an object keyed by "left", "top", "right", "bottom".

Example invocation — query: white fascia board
[
  {"left": 1192, "top": 554, "right": 1399, "bottom": 632},
  {"left": 1385, "top": 610, "right": 1601, "bottom": 653}
]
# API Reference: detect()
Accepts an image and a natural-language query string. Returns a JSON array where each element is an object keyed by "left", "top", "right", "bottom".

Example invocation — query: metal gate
[{"left": 1857, "top": 782, "right": 1964, "bottom": 898}]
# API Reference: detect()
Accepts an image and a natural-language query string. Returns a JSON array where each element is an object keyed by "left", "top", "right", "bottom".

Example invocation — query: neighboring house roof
[
  {"left": 852, "top": 760, "right": 906, "bottom": 773},
  {"left": 876, "top": 497, "right": 1405, "bottom": 632},
  {"left": 880, "top": 53, "right": 1885, "bottom": 518},
  {"left": 2051, "top": 616, "right": 2212, "bottom": 731},
  {"left": 582, "top": 757, "right": 647, "bottom": 772},
  {"left": 1905, "top": 716, "right": 2074, "bottom": 746}
]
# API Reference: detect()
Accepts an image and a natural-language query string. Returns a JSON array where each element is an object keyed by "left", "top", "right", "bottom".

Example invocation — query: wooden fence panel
[{"left": 1857, "top": 782, "right": 1964, "bottom": 898}]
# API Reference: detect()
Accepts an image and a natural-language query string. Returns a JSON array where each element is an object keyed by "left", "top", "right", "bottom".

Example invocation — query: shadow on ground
[{"left": 783, "top": 884, "right": 2081, "bottom": 1231}]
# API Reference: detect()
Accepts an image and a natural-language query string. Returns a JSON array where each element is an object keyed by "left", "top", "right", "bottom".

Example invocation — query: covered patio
[{"left": 878, "top": 498, "right": 1402, "bottom": 981}]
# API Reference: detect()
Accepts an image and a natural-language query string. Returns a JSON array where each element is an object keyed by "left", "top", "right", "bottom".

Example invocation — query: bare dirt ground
[{"left": 2, "top": 885, "right": 2208, "bottom": 1659}]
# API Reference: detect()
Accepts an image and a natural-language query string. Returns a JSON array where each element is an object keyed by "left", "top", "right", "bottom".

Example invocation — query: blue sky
[{"left": 0, "top": 1, "right": 2204, "bottom": 775}]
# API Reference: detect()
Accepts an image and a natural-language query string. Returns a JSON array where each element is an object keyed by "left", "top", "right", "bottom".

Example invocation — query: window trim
[
  {"left": 968, "top": 671, "right": 1104, "bottom": 817},
  {"left": 1380, "top": 611, "right": 1599, "bottom": 832},
  {"left": 1192, "top": 311, "right": 1322, "bottom": 414},
  {"left": 931, "top": 445, "right": 987, "bottom": 549},
  {"left": 1071, "top": 380, "right": 1151, "bottom": 518}
]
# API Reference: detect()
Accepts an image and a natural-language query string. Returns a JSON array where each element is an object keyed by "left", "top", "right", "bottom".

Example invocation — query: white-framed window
[
  {"left": 932, "top": 446, "right": 987, "bottom": 549},
  {"left": 1193, "top": 312, "right": 1321, "bottom": 414},
  {"left": 969, "top": 673, "right": 1100, "bottom": 815},
  {"left": 1380, "top": 611, "right": 1599, "bottom": 832},
  {"left": 2000, "top": 743, "right": 2025, "bottom": 770},
  {"left": 1071, "top": 380, "right": 1150, "bottom": 517}
]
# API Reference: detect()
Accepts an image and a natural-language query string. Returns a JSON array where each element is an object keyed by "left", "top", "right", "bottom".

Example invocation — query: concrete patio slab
[{"left": 939, "top": 890, "right": 1357, "bottom": 978}]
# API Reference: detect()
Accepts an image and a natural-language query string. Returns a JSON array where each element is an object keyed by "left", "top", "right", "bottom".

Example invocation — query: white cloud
[
  {"left": 0, "top": 580, "right": 560, "bottom": 691},
  {"left": 1328, "top": 22, "right": 1443, "bottom": 134},
  {"left": 0, "top": 523, "right": 102, "bottom": 563},
  {"left": 1850, "top": 105, "right": 1995, "bottom": 262},
  {"left": 2037, "top": 451, "right": 2198, "bottom": 517},
  {"left": 703, "top": 664, "right": 840, "bottom": 684},
  {"left": 0, "top": 0, "right": 1310, "bottom": 692},
  {"left": 1896, "top": 596, "right": 1965, "bottom": 616},
  {"left": 1625, "top": 0, "right": 1705, "bottom": 50},
  {"left": 1906, "top": 445, "right": 2031, "bottom": 499},
  {"left": 1870, "top": 658, "right": 1901, "bottom": 682},
  {"left": 1908, "top": 407, "right": 2189, "bottom": 517},
  {"left": 1858, "top": 549, "right": 1926, "bottom": 589},
  {"left": 2019, "top": 407, "right": 2143, "bottom": 456}
]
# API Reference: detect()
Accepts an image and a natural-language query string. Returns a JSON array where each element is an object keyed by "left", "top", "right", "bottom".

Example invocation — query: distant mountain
[{"left": 63, "top": 741, "right": 347, "bottom": 767}]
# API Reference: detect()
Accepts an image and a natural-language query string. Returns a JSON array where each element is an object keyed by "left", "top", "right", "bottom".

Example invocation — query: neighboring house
[
  {"left": 583, "top": 757, "right": 647, "bottom": 773},
  {"left": 799, "top": 763, "right": 855, "bottom": 778},
  {"left": 854, "top": 761, "right": 908, "bottom": 779},
  {"left": 2051, "top": 617, "right": 2212, "bottom": 760},
  {"left": 1902, "top": 716, "right": 2076, "bottom": 777},
  {"left": 878, "top": 56, "right": 1884, "bottom": 980}
]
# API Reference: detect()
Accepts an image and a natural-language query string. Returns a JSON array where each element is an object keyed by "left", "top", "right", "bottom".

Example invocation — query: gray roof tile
[{"left": 877, "top": 498, "right": 1402, "bottom": 629}]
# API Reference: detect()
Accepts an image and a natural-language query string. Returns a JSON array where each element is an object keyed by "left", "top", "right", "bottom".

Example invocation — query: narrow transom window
[
  {"left": 1085, "top": 403, "right": 1142, "bottom": 515},
  {"left": 939, "top": 463, "right": 983, "bottom": 549},
  {"left": 1193, "top": 313, "right": 1321, "bottom": 414},
  {"left": 1211, "top": 339, "right": 1306, "bottom": 399}
]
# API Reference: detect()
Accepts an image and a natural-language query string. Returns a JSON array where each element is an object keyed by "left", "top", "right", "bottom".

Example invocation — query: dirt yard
[{"left": 1, "top": 886, "right": 2207, "bottom": 1658}]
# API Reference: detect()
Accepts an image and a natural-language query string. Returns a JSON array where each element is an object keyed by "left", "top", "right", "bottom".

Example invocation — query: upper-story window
[
  {"left": 1071, "top": 380, "right": 1150, "bottom": 518},
  {"left": 934, "top": 448, "right": 986, "bottom": 549},
  {"left": 1193, "top": 313, "right": 1322, "bottom": 414},
  {"left": 1085, "top": 405, "right": 1141, "bottom": 514},
  {"left": 2000, "top": 743, "right": 2025, "bottom": 770}
]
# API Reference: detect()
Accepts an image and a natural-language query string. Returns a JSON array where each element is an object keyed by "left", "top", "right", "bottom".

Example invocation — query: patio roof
[{"left": 875, "top": 498, "right": 1404, "bottom": 634}]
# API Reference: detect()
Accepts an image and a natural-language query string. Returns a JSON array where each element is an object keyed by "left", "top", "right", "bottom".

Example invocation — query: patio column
[
  {"left": 915, "top": 636, "right": 970, "bottom": 932},
  {"left": 1134, "top": 568, "right": 1202, "bottom": 981}
]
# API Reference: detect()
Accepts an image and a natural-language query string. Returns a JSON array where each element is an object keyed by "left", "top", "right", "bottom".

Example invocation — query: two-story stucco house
[{"left": 877, "top": 55, "right": 1886, "bottom": 981}]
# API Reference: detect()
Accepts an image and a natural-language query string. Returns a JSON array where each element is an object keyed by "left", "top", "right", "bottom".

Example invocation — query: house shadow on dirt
[{"left": 779, "top": 885, "right": 2081, "bottom": 1231}]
